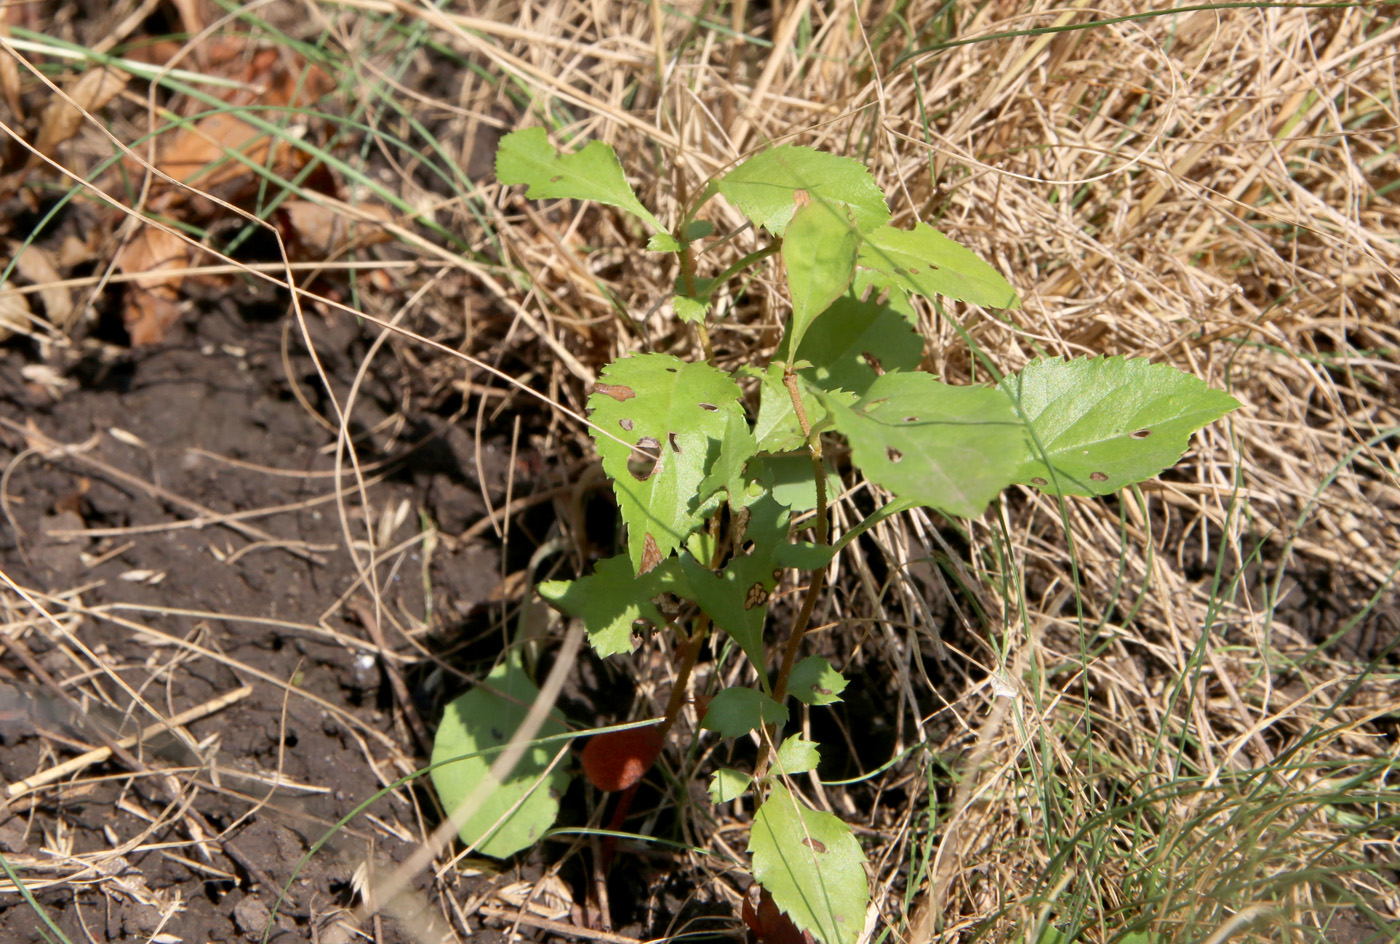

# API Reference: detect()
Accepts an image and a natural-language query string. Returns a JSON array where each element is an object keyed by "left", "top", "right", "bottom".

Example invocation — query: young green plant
[{"left": 431, "top": 129, "right": 1241, "bottom": 944}]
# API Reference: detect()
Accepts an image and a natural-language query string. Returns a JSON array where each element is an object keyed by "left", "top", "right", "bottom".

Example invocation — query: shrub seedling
[{"left": 431, "top": 129, "right": 1241, "bottom": 943}]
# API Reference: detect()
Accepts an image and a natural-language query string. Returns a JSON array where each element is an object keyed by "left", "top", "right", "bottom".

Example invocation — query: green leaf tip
[
  {"left": 858, "top": 223, "right": 1019, "bottom": 309},
  {"left": 496, "top": 127, "right": 664, "bottom": 233},
  {"left": 718, "top": 146, "right": 890, "bottom": 236},
  {"left": 588, "top": 353, "right": 746, "bottom": 573},
  {"left": 749, "top": 782, "right": 868, "bottom": 944},
  {"left": 1000, "top": 356, "right": 1241, "bottom": 496}
]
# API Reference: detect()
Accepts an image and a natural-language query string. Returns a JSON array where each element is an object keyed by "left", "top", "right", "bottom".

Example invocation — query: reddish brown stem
[
  {"left": 598, "top": 779, "right": 641, "bottom": 874},
  {"left": 659, "top": 614, "right": 709, "bottom": 738}
]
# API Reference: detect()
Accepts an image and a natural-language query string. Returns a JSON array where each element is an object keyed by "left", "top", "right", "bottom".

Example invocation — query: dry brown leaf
[
  {"left": 0, "top": 279, "right": 33, "bottom": 341},
  {"left": 0, "top": 24, "right": 22, "bottom": 121},
  {"left": 153, "top": 45, "right": 330, "bottom": 192},
  {"left": 112, "top": 225, "right": 191, "bottom": 345},
  {"left": 10, "top": 243, "right": 76, "bottom": 332},
  {"left": 31, "top": 67, "right": 128, "bottom": 164},
  {"left": 278, "top": 200, "right": 395, "bottom": 258}
]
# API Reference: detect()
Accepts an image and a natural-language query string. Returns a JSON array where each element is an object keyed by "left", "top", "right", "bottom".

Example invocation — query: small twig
[
  {"left": 477, "top": 906, "right": 645, "bottom": 944},
  {"left": 658, "top": 614, "right": 710, "bottom": 739},
  {"left": 7, "top": 685, "right": 253, "bottom": 799}
]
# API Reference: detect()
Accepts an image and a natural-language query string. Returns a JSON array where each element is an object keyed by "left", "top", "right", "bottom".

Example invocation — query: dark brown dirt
[{"left": 0, "top": 299, "right": 586, "bottom": 942}]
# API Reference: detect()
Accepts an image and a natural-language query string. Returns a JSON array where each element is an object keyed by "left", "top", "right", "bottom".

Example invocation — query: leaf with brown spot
[
  {"left": 595, "top": 383, "right": 636, "bottom": 402},
  {"left": 638, "top": 533, "right": 664, "bottom": 575},
  {"left": 748, "top": 782, "right": 868, "bottom": 944}
]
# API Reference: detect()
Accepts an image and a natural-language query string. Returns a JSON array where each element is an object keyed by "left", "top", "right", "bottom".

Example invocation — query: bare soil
[{"left": 0, "top": 302, "right": 577, "bottom": 942}]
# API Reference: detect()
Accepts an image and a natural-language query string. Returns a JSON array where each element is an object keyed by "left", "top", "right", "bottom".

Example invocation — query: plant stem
[
  {"left": 753, "top": 369, "right": 833, "bottom": 779},
  {"left": 714, "top": 242, "right": 780, "bottom": 292},
  {"left": 678, "top": 241, "right": 716, "bottom": 365},
  {"left": 659, "top": 613, "right": 710, "bottom": 738}
]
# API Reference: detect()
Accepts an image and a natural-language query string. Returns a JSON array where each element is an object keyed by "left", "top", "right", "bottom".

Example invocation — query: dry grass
[{"left": 1, "top": 0, "right": 1397, "bottom": 942}]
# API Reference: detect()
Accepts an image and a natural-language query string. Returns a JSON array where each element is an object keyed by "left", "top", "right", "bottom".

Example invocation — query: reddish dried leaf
[
  {"left": 581, "top": 726, "right": 663, "bottom": 793},
  {"left": 742, "top": 885, "right": 815, "bottom": 944},
  {"left": 152, "top": 44, "right": 330, "bottom": 190},
  {"left": 113, "top": 225, "right": 192, "bottom": 345}
]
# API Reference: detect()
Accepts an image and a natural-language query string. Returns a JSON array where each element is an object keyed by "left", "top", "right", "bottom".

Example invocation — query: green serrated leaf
[
  {"left": 788, "top": 656, "right": 847, "bottom": 706},
  {"left": 679, "top": 493, "right": 791, "bottom": 668},
  {"left": 589, "top": 354, "right": 745, "bottom": 572},
  {"left": 648, "top": 233, "right": 682, "bottom": 252},
  {"left": 758, "top": 295, "right": 919, "bottom": 454},
  {"left": 538, "top": 555, "right": 676, "bottom": 657},
  {"left": 496, "top": 127, "right": 664, "bottom": 233},
  {"left": 717, "top": 146, "right": 890, "bottom": 236},
  {"left": 774, "top": 735, "right": 821, "bottom": 775},
  {"left": 783, "top": 199, "right": 860, "bottom": 356},
  {"left": 749, "top": 782, "right": 868, "bottom": 944},
  {"left": 999, "top": 356, "right": 1242, "bottom": 496},
  {"left": 697, "top": 409, "right": 760, "bottom": 507},
  {"left": 702, "top": 687, "right": 789, "bottom": 738},
  {"left": 674, "top": 295, "right": 708, "bottom": 324},
  {"left": 858, "top": 223, "right": 1019, "bottom": 309},
  {"left": 819, "top": 372, "right": 1022, "bottom": 517},
  {"left": 709, "top": 767, "right": 753, "bottom": 803},
  {"left": 430, "top": 658, "right": 570, "bottom": 858}
]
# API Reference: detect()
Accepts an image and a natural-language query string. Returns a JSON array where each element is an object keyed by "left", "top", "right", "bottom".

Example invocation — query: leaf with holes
[
  {"left": 774, "top": 735, "right": 821, "bottom": 775},
  {"left": 702, "top": 687, "right": 789, "bottom": 738},
  {"left": 430, "top": 656, "right": 570, "bottom": 858},
  {"left": 819, "top": 372, "right": 1022, "bottom": 517},
  {"left": 787, "top": 657, "right": 846, "bottom": 706},
  {"left": 589, "top": 354, "right": 745, "bottom": 572},
  {"left": 538, "top": 555, "right": 680, "bottom": 657},
  {"left": 679, "top": 493, "right": 791, "bottom": 669},
  {"left": 783, "top": 198, "right": 860, "bottom": 357},
  {"left": 999, "top": 356, "right": 1241, "bottom": 496},
  {"left": 496, "top": 127, "right": 664, "bottom": 233},
  {"left": 717, "top": 146, "right": 890, "bottom": 236},
  {"left": 858, "top": 223, "right": 1019, "bottom": 309},
  {"left": 779, "top": 295, "right": 923, "bottom": 397},
  {"left": 749, "top": 782, "right": 868, "bottom": 944}
]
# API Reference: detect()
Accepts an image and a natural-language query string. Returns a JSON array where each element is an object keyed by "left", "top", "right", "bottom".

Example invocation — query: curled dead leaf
[
  {"left": 10, "top": 243, "right": 76, "bottom": 332},
  {"left": 113, "top": 225, "right": 193, "bottom": 345},
  {"left": 0, "top": 280, "right": 33, "bottom": 341},
  {"left": 31, "top": 67, "right": 128, "bottom": 165},
  {"left": 278, "top": 199, "right": 394, "bottom": 259}
]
